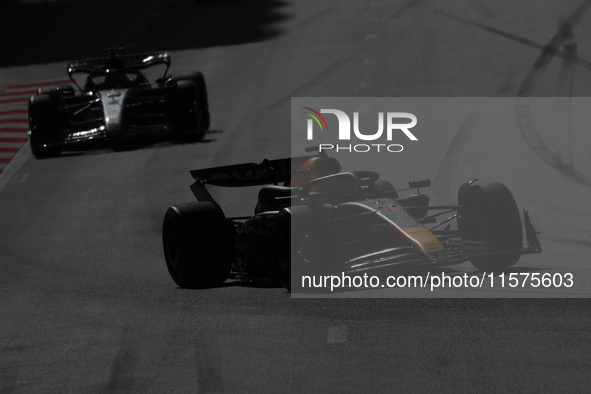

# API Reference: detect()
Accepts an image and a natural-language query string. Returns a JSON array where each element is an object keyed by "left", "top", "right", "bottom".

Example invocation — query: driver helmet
[{"left": 289, "top": 156, "right": 341, "bottom": 197}]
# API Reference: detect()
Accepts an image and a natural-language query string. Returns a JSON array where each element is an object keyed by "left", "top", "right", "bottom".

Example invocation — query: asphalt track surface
[{"left": 1, "top": 0, "right": 591, "bottom": 392}]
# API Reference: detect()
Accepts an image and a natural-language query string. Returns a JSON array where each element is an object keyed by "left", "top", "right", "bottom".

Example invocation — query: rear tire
[
  {"left": 28, "top": 94, "right": 62, "bottom": 158},
  {"left": 162, "top": 202, "right": 234, "bottom": 288},
  {"left": 458, "top": 182, "right": 523, "bottom": 271}
]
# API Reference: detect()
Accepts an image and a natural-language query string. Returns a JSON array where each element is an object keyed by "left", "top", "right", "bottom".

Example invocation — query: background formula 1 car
[
  {"left": 162, "top": 151, "right": 542, "bottom": 290},
  {"left": 28, "top": 48, "right": 209, "bottom": 158}
]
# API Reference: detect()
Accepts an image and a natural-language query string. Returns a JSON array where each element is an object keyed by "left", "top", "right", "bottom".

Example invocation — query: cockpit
[{"left": 84, "top": 69, "right": 149, "bottom": 92}]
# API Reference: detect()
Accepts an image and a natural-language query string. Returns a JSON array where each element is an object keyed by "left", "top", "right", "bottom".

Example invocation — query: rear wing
[
  {"left": 190, "top": 156, "right": 311, "bottom": 202},
  {"left": 67, "top": 52, "right": 171, "bottom": 78}
]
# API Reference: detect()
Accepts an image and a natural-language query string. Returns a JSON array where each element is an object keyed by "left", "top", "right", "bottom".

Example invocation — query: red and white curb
[{"left": 0, "top": 79, "right": 70, "bottom": 175}]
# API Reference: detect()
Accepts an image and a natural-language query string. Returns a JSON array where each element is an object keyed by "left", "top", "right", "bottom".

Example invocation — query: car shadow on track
[
  {"left": 35, "top": 128, "right": 223, "bottom": 159},
  {"left": 171, "top": 265, "right": 554, "bottom": 294},
  {"left": 174, "top": 278, "right": 284, "bottom": 291}
]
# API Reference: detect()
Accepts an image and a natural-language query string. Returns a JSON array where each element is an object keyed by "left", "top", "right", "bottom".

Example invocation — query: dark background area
[{"left": 0, "top": 0, "right": 289, "bottom": 67}]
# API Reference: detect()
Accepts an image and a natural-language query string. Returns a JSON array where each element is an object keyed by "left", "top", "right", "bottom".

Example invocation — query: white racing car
[{"left": 28, "top": 48, "right": 209, "bottom": 158}]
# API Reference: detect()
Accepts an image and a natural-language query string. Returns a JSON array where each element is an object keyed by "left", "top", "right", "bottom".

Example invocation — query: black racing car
[
  {"left": 162, "top": 151, "right": 542, "bottom": 290},
  {"left": 28, "top": 48, "right": 209, "bottom": 158}
]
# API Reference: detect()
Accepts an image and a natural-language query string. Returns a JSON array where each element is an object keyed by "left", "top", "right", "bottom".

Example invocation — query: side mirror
[{"left": 409, "top": 179, "right": 430, "bottom": 189}]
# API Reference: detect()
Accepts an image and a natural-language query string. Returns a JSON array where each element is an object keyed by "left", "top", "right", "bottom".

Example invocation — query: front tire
[
  {"left": 162, "top": 202, "right": 234, "bottom": 288},
  {"left": 28, "top": 94, "right": 62, "bottom": 158},
  {"left": 172, "top": 71, "right": 210, "bottom": 130},
  {"left": 458, "top": 182, "right": 523, "bottom": 271},
  {"left": 171, "top": 80, "right": 206, "bottom": 142}
]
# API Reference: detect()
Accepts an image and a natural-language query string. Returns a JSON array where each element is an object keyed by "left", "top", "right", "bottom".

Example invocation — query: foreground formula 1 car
[
  {"left": 28, "top": 48, "right": 209, "bottom": 158},
  {"left": 162, "top": 151, "right": 542, "bottom": 290}
]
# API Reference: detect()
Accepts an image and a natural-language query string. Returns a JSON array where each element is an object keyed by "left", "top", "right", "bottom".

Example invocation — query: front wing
[{"left": 336, "top": 209, "right": 542, "bottom": 274}]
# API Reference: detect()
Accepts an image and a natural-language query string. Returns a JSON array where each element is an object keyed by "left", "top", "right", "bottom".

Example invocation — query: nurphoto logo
[{"left": 302, "top": 107, "right": 418, "bottom": 153}]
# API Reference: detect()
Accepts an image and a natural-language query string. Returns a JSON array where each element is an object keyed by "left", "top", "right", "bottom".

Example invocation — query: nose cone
[
  {"left": 100, "top": 89, "right": 128, "bottom": 135},
  {"left": 396, "top": 224, "right": 445, "bottom": 254}
]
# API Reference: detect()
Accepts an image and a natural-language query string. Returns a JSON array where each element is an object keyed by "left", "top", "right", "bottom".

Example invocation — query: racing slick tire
[
  {"left": 172, "top": 80, "right": 207, "bottom": 142},
  {"left": 272, "top": 205, "right": 330, "bottom": 291},
  {"left": 162, "top": 202, "right": 234, "bottom": 288},
  {"left": 458, "top": 182, "right": 523, "bottom": 271},
  {"left": 28, "top": 94, "right": 62, "bottom": 159},
  {"left": 172, "top": 72, "right": 210, "bottom": 130}
]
